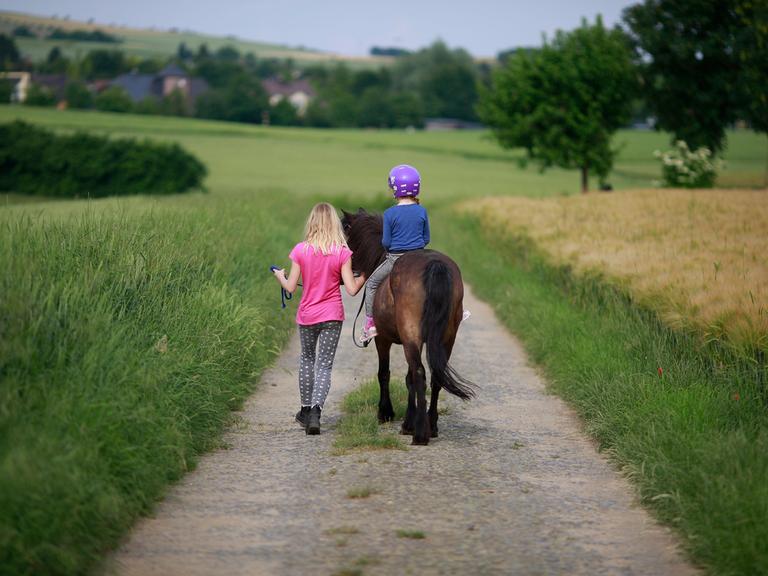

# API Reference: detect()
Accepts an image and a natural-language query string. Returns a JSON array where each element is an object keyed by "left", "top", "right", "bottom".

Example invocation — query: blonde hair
[{"left": 303, "top": 202, "right": 348, "bottom": 255}]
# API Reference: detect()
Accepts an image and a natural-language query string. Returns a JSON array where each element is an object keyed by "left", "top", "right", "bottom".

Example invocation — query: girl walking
[
  {"left": 272, "top": 202, "right": 366, "bottom": 434},
  {"left": 361, "top": 164, "right": 430, "bottom": 342}
]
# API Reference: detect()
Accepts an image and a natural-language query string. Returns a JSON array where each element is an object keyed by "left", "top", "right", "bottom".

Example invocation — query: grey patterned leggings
[
  {"left": 298, "top": 321, "right": 342, "bottom": 408},
  {"left": 364, "top": 253, "right": 402, "bottom": 317}
]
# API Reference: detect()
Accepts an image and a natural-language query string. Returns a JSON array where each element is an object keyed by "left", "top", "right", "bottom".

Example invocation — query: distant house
[
  {"left": 0, "top": 72, "right": 68, "bottom": 102},
  {"left": 110, "top": 63, "right": 209, "bottom": 107},
  {"left": 262, "top": 78, "right": 316, "bottom": 116},
  {"left": 0, "top": 72, "right": 31, "bottom": 102},
  {"left": 424, "top": 118, "right": 483, "bottom": 131}
]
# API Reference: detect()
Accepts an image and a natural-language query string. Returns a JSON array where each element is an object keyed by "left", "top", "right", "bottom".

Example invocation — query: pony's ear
[{"left": 357, "top": 207, "right": 367, "bottom": 215}]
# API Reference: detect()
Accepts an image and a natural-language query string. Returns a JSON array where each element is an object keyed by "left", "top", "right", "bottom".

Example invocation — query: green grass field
[{"left": 1, "top": 105, "right": 767, "bottom": 575}]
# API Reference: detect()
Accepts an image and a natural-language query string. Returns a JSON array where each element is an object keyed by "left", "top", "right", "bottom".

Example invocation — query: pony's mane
[{"left": 342, "top": 209, "right": 386, "bottom": 278}]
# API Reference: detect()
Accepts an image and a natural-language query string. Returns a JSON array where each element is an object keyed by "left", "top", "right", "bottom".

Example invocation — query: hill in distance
[{"left": 0, "top": 10, "right": 393, "bottom": 69}]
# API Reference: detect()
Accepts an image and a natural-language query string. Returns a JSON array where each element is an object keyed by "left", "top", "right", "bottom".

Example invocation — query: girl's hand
[{"left": 272, "top": 267, "right": 285, "bottom": 278}]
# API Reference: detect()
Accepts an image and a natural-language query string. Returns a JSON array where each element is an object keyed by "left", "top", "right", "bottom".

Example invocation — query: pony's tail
[{"left": 421, "top": 260, "right": 475, "bottom": 400}]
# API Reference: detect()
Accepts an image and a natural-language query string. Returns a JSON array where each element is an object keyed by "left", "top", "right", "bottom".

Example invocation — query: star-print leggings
[{"left": 298, "top": 320, "right": 343, "bottom": 408}]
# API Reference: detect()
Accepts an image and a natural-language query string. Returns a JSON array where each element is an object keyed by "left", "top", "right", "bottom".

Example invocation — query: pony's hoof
[
  {"left": 378, "top": 409, "right": 395, "bottom": 423},
  {"left": 400, "top": 426, "right": 414, "bottom": 436},
  {"left": 430, "top": 428, "right": 439, "bottom": 438},
  {"left": 412, "top": 436, "right": 430, "bottom": 446}
]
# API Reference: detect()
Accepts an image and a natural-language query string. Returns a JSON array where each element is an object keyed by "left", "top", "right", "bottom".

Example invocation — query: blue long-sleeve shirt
[{"left": 382, "top": 204, "right": 430, "bottom": 252}]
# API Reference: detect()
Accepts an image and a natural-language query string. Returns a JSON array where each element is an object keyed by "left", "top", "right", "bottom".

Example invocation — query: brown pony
[{"left": 341, "top": 209, "right": 475, "bottom": 445}]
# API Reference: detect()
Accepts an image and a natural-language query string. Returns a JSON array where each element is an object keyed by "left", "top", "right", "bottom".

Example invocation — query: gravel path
[{"left": 109, "top": 286, "right": 695, "bottom": 576}]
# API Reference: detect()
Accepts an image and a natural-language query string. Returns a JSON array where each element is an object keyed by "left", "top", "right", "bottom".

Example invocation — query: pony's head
[{"left": 341, "top": 208, "right": 385, "bottom": 278}]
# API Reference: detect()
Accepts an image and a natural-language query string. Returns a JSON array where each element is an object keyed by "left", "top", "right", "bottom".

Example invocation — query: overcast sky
[{"left": 6, "top": 0, "right": 636, "bottom": 57}]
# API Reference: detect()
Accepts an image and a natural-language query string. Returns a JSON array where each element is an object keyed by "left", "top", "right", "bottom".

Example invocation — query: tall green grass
[
  {"left": 0, "top": 193, "right": 304, "bottom": 574},
  {"left": 433, "top": 207, "right": 768, "bottom": 576}
]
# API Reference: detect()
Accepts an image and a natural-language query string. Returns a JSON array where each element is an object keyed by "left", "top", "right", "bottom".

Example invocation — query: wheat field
[{"left": 463, "top": 189, "right": 768, "bottom": 352}]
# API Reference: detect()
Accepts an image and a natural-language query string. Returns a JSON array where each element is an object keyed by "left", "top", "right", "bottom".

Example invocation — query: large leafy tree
[
  {"left": 479, "top": 17, "right": 636, "bottom": 193},
  {"left": 622, "top": 0, "right": 743, "bottom": 152},
  {"left": 735, "top": 1, "right": 768, "bottom": 184}
]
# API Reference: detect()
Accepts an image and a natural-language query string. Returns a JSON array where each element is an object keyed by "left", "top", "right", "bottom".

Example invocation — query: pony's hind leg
[
  {"left": 403, "top": 344, "right": 430, "bottom": 445},
  {"left": 375, "top": 338, "right": 395, "bottom": 423},
  {"left": 401, "top": 372, "right": 415, "bottom": 436},
  {"left": 429, "top": 337, "right": 455, "bottom": 438},
  {"left": 428, "top": 380, "right": 441, "bottom": 438}
]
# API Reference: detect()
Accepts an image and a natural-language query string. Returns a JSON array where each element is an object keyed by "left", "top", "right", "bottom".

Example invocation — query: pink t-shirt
[{"left": 289, "top": 242, "right": 352, "bottom": 325}]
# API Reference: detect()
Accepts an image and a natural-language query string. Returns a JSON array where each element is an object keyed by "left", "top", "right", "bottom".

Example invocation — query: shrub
[
  {"left": 64, "top": 81, "right": 93, "bottom": 109},
  {"left": 23, "top": 84, "right": 56, "bottom": 107},
  {"left": 94, "top": 86, "right": 133, "bottom": 113},
  {"left": 654, "top": 140, "right": 722, "bottom": 188},
  {"left": 0, "top": 121, "right": 207, "bottom": 197}
]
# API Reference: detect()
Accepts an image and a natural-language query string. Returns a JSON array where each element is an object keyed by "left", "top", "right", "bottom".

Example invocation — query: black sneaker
[
  {"left": 296, "top": 406, "right": 310, "bottom": 426},
  {"left": 306, "top": 406, "right": 321, "bottom": 435}
]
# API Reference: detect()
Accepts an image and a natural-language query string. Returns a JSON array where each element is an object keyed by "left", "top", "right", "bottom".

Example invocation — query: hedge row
[{"left": 0, "top": 121, "right": 206, "bottom": 197}]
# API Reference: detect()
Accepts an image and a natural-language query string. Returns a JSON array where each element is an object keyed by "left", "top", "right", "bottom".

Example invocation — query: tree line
[
  {"left": 1, "top": 33, "right": 482, "bottom": 128},
  {"left": 480, "top": 0, "right": 767, "bottom": 191},
  {"left": 1, "top": 0, "right": 765, "bottom": 165}
]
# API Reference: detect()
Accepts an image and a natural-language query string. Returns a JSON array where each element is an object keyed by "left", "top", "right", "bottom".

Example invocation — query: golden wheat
[{"left": 463, "top": 189, "right": 768, "bottom": 351}]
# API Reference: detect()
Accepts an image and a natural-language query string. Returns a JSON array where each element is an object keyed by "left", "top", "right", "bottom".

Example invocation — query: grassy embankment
[
  {"left": 434, "top": 189, "right": 767, "bottom": 576},
  {"left": 0, "top": 195, "right": 306, "bottom": 574},
  {"left": 2, "top": 105, "right": 767, "bottom": 574}
]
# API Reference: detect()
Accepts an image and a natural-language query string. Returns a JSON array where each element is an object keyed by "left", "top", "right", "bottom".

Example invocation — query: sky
[{"left": 4, "top": 0, "right": 637, "bottom": 57}]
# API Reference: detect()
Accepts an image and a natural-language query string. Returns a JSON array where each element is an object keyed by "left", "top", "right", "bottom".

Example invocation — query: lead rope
[
  {"left": 270, "top": 266, "right": 301, "bottom": 309},
  {"left": 351, "top": 286, "right": 368, "bottom": 349}
]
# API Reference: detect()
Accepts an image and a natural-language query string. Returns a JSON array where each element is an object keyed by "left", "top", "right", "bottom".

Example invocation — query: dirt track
[{"left": 109, "top": 286, "right": 695, "bottom": 576}]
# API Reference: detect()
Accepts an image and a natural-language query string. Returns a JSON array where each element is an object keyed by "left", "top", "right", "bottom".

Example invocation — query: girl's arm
[
  {"left": 423, "top": 211, "right": 431, "bottom": 246},
  {"left": 273, "top": 262, "right": 301, "bottom": 293},
  {"left": 341, "top": 258, "right": 366, "bottom": 296}
]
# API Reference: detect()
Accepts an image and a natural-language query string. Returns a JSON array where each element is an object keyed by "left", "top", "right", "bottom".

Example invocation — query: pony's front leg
[{"left": 375, "top": 338, "right": 395, "bottom": 423}]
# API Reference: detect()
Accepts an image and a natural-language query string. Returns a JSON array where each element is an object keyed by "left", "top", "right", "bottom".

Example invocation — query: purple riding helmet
[{"left": 388, "top": 164, "right": 421, "bottom": 198}]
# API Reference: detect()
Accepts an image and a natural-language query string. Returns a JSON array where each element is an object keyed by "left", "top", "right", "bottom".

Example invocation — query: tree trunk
[{"left": 580, "top": 166, "right": 589, "bottom": 194}]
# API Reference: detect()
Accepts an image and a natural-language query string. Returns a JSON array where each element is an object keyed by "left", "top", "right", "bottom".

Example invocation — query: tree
[
  {"left": 0, "top": 34, "right": 20, "bottom": 70},
  {"left": 177, "top": 42, "right": 193, "bottom": 61},
  {"left": 39, "top": 46, "right": 69, "bottom": 74},
  {"left": 94, "top": 86, "right": 133, "bottom": 113},
  {"left": 0, "top": 79, "right": 14, "bottom": 103},
  {"left": 159, "top": 89, "right": 188, "bottom": 116},
  {"left": 622, "top": 0, "right": 743, "bottom": 152},
  {"left": 215, "top": 45, "right": 240, "bottom": 62},
  {"left": 82, "top": 50, "right": 127, "bottom": 79},
  {"left": 734, "top": 0, "right": 768, "bottom": 184},
  {"left": 479, "top": 17, "right": 636, "bottom": 193},
  {"left": 64, "top": 81, "right": 92, "bottom": 109},
  {"left": 195, "top": 72, "right": 267, "bottom": 123},
  {"left": 24, "top": 84, "right": 56, "bottom": 107},
  {"left": 393, "top": 41, "right": 479, "bottom": 121},
  {"left": 269, "top": 98, "right": 299, "bottom": 126}
]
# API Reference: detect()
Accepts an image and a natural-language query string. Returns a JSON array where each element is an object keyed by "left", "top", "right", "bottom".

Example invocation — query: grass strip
[
  {"left": 332, "top": 380, "right": 408, "bottom": 454},
  {"left": 433, "top": 206, "right": 768, "bottom": 576},
  {"left": 0, "top": 193, "right": 304, "bottom": 575}
]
